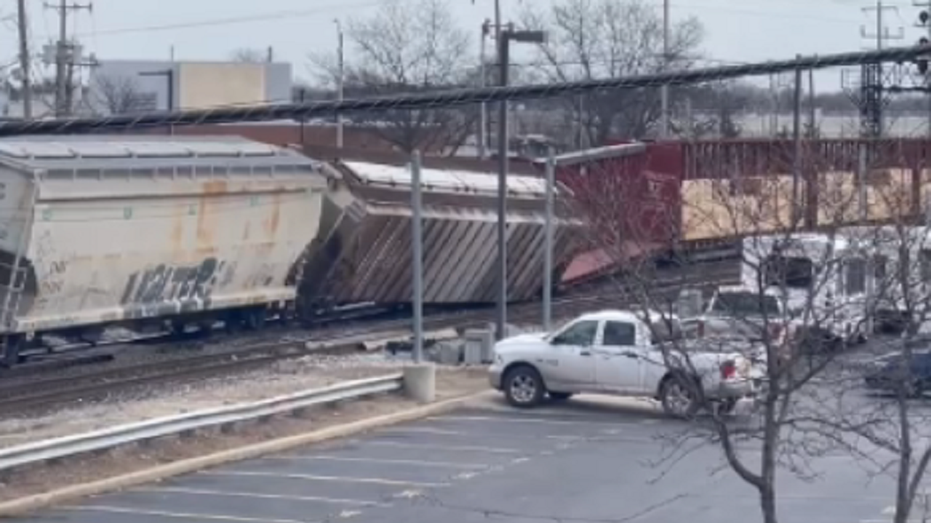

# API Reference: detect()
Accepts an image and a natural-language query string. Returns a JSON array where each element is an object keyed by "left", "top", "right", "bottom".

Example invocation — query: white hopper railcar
[{"left": 0, "top": 135, "right": 328, "bottom": 365}]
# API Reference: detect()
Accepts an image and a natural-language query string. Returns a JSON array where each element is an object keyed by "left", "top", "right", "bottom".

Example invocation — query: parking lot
[{"left": 6, "top": 390, "right": 910, "bottom": 523}]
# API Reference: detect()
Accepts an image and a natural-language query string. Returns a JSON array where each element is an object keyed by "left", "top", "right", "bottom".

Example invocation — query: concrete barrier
[{"left": 402, "top": 363, "right": 436, "bottom": 403}]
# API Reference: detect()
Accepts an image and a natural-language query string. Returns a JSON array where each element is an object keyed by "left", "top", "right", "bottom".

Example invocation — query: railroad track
[{"left": 0, "top": 260, "right": 739, "bottom": 415}]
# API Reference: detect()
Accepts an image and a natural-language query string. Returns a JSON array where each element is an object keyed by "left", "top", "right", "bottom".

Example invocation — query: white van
[
  {"left": 842, "top": 225, "right": 931, "bottom": 332},
  {"left": 741, "top": 233, "right": 870, "bottom": 345}
]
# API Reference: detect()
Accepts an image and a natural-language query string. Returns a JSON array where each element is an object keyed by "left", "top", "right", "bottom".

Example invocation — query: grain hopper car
[{"left": 0, "top": 135, "right": 329, "bottom": 365}]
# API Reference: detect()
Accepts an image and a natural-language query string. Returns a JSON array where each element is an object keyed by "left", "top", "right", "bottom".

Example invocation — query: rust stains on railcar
[
  {"left": 263, "top": 192, "right": 282, "bottom": 237},
  {"left": 196, "top": 179, "right": 229, "bottom": 254}
]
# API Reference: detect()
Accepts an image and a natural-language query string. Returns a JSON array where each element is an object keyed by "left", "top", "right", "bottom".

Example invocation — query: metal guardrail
[{"left": 0, "top": 373, "right": 403, "bottom": 472}]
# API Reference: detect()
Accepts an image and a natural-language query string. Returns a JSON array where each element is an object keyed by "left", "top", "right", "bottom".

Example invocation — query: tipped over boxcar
[
  {"left": 0, "top": 135, "right": 329, "bottom": 364},
  {"left": 297, "top": 157, "right": 585, "bottom": 313}
]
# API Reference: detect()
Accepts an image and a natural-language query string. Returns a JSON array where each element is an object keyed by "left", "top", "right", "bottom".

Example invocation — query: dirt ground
[{"left": 0, "top": 361, "right": 488, "bottom": 503}]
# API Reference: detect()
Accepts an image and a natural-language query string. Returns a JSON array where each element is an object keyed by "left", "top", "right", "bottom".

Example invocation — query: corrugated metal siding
[{"left": 301, "top": 161, "right": 585, "bottom": 306}]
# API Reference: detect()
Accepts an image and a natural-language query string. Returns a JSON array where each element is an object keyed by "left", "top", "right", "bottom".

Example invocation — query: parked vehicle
[
  {"left": 842, "top": 225, "right": 931, "bottom": 334},
  {"left": 679, "top": 285, "right": 795, "bottom": 366},
  {"left": 741, "top": 233, "right": 871, "bottom": 346},
  {"left": 862, "top": 347, "right": 931, "bottom": 397},
  {"left": 487, "top": 309, "right": 760, "bottom": 417},
  {"left": 680, "top": 285, "right": 790, "bottom": 341}
]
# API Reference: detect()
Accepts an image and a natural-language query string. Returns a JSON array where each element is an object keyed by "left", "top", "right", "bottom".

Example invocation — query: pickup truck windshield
[{"left": 712, "top": 291, "right": 781, "bottom": 316}]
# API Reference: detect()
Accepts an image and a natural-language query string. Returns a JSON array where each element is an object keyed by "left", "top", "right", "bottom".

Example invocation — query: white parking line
[
  {"left": 378, "top": 427, "right": 464, "bottom": 436},
  {"left": 200, "top": 470, "right": 450, "bottom": 488},
  {"left": 65, "top": 505, "right": 311, "bottom": 523},
  {"left": 381, "top": 426, "right": 590, "bottom": 441},
  {"left": 362, "top": 440, "right": 523, "bottom": 454},
  {"left": 269, "top": 455, "right": 489, "bottom": 469},
  {"left": 134, "top": 486, "right": 390, "bottom": 507},
  {"left": 433, "top": 415, "right": 635, "bottom": 427}
]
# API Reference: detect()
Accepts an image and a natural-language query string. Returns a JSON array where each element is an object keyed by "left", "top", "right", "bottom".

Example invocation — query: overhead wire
[
  {"left": 0, "top": 44, "right": 922, "bottom": 137},
  {"left": 66, "top": 0, "right": 387, "bottom": 39}
]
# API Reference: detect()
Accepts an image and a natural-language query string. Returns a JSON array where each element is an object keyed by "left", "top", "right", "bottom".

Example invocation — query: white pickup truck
[{"left": 488, "top": 309, "right": 761, "bottom": 417}]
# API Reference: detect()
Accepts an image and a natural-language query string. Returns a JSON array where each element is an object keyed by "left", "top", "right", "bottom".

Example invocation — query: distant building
[{"left": 85, "top": 59, "right": 292, "bottom": 115}]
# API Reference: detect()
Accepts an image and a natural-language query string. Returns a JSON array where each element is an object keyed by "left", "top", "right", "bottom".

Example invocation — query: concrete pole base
[{"left": 403, "top": 363, "right": 436, "bottom": 403}]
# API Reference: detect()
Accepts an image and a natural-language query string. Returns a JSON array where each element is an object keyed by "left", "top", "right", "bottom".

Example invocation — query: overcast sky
[{"left": 2, "top": 0, "right": 927, "bottom": 92}]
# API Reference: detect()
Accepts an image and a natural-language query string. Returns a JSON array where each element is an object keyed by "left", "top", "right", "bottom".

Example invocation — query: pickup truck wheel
[
  {"left": 504, "top": 366, "right": 545, "bottom": 408},
  {"left": 660, "top": 375, "right": 700, "bottom": 419},
  {"left": 548, "top": 392, "right": 573, "bottom": 401}
]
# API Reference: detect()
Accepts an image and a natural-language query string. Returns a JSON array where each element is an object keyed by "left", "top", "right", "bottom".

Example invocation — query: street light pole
[
  {"left": 496, "top": 26, "right": 510, "bottom": 342},
  {"left": 543, "top": 147, "right": 555, "bottom": 331},
  {"left": 537, "top": 143, "right": 648, "bottom": 331},
  {"left": 478, "top": 19, "right": 490, "bottom": 159},
  {"left": 494, "top": 26, "right": 546, "bottom": 341},
  {"left": 411, "top": 150, "right": 424, "bottom": 363}
]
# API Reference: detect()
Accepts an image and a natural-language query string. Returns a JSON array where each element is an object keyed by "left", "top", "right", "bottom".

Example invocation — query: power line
[
  {"left": 0, "top": 45, "right": 923, "bottom": 137},
  {"left": 65, "top": 1, "right": 384, "bottom": 39},
  {"left": 24, "top": 0, "right": 866, "bottom": 43}
]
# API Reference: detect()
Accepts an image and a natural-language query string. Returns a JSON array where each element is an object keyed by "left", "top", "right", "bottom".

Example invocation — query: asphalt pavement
[{"left": 7, "top": 385, "right": 917, "bottom": 523}]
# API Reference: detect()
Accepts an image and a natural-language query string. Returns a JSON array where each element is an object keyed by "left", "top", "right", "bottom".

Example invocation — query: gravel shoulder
[
  {"left": 0, "top": 353, "right": 482, "bottom": 449},
  {"left": 0, "top": 356, "right": 487, "bottom": 503}
]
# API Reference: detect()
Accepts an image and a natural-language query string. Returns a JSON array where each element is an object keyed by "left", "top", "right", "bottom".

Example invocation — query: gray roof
[{"left": 0, "top": 135, "right": 321, "bottom": 174}]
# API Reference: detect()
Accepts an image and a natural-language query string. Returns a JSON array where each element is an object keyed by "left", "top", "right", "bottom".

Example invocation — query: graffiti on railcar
[{"left": 120, "top": 257, "right": 230, "bottom": 317}]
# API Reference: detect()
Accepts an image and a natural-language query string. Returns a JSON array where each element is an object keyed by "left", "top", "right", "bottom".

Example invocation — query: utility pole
[
  {"left": 857, "top": 0, "right": 904, "bottom": 138},
  {"left": 334, "top": 19, "right": 344, "bottom": 149},
  {"left": 16, "top": 0, "right": 32, "bottom": 120},
  {"left": 44, "top": 0, "right": 92, "bottom": 117},
  {"left": 660, "top": 0, "right": 670, "bottom": 139}
]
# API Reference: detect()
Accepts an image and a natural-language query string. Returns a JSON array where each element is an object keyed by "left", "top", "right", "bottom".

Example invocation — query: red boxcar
[{"left": 558, "top": 137, "right": 931, "bottom": 286}]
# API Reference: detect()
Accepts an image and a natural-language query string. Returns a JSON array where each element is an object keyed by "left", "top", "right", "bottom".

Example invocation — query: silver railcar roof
[{"left": 0, "top": 135, "right": 321, "bottom": 174}]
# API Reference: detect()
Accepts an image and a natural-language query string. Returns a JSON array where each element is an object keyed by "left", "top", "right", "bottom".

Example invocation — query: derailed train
[{"left": 0, "top": 135, "right": 584, "bottom": 365}]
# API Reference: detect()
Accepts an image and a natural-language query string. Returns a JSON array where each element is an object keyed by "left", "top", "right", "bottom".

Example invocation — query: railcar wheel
[
  {"left": 1, "top": 334, "right": 24, "bottom": 367},
  {"left": 243, "top": 308, "right": 266, "bottom": 331}
]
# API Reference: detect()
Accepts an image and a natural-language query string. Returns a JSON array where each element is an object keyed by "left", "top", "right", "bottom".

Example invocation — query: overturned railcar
[
  {"left": 0, "top": 136, "right": 328, "bottom": 363},
  {"left": 298, "top": 159, "right": 584, "bottom": 312}
]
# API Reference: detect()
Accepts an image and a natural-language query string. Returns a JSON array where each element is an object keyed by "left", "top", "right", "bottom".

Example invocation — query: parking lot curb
[{"left": 0, "top": 390, "right": 494, "bottom": 519}]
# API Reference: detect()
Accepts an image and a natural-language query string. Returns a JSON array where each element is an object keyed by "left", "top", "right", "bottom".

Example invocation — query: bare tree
[
  {"left": 309, "top": 0, "right": 474, "bottom": 154},
  {"left": 91, "top": 74, "right": 148, "bottom": 115},
  {"left": 557, "top": 138, "right": 881, "bottom": 523},
  {"left": 808, "top": 155, "right": 931, "bottom": 523},
  {"left": 521, "top": 0, "right": 703, "bottom": 145},
  {"left": 230, "top": 48, "right": 268, "bottom": 63}
]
